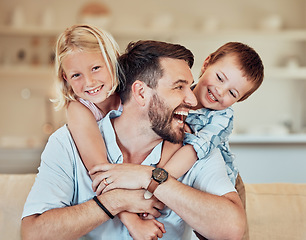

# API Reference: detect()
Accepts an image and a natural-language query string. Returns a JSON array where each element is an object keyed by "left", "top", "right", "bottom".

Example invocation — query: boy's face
[{"left": 194, "top": 54, "right": 254, "bottom": 110}]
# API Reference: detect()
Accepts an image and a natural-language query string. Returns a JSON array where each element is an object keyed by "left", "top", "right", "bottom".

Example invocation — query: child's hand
[
  {"left": 139, "top": 212, "right": 155, "bottom": 220},
  {"left": 128, "top": 218, "right": 166, "bottom": 240},
  {"left": 89, "top": 163, "right": 154, "bottom": 195},
  {"left": 184, "top": 124, "right": 192, "bottom": 133}
]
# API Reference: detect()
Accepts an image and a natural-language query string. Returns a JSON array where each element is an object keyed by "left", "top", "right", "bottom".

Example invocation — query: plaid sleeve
[{"left": 184, "top": 108, "right": 234, "bottom": 160}]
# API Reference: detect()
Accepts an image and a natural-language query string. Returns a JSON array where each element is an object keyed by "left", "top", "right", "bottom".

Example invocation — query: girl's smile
[{"left": 62, "top": 50, "right": 113, "bottom": 104}]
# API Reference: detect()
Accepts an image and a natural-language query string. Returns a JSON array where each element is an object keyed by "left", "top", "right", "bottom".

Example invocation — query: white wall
[{"left": 232, "top": 143, "right": 306, "bottom": 183}]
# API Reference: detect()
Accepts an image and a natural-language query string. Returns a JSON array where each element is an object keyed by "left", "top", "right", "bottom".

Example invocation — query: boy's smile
[{"left": 193, "top": 54, "right": 254, "bottom": 110}]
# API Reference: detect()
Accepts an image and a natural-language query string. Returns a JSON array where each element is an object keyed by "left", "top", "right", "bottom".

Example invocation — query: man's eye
[{"left": 175, "top": 85, "right": 183, "bottom": 90}]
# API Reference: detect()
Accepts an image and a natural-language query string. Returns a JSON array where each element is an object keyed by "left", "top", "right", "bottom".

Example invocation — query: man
[{"left": 21, "top": 40, "right": 246, "bottom": 240}]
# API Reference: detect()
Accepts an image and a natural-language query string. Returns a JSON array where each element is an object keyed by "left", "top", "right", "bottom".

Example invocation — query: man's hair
[
  {"left": 118, "top": 40, "right": 194, "bottom": 104},
  {"left": 208, "top": 42, "right": 264, "bottom": 102}
]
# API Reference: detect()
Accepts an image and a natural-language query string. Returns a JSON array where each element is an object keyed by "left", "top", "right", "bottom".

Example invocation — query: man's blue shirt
[{"left": 22, "top": 110, "right": 235, "bottom": 240}]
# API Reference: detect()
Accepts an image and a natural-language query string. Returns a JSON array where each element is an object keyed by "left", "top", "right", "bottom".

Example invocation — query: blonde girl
[
  {"left": 53, "top": 24, "right": 122, "bottom": 171},
  {"left": 52, "top": 24, "right": 165, "bottom": 239}
]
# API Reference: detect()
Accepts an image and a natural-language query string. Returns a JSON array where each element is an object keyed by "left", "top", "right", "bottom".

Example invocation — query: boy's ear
[
  {"left": 131, "top": 80, "right": 146, "bottom": 106},
  {"left": 201, "top": 56, "right": 211, "bottom": 74}
]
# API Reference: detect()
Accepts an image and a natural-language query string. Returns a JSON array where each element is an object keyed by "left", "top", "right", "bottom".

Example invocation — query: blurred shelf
[
  {"left": 0, "top": 147, "right": 42, "bottom": 174},
  {"left": 2, "top": 25, "right": 306, "bottom": 41},
  {"left": 0, "top": 66, "right": 54, "bottom": 79},
  {"left": 111, "top": 28, "right": 306, "bottom": 41},
  {"left": 230, "top": 134, "right": 306, "bottom": 144},
  {"left": 0, "top": 25, "right": 64, "bottom": 37},
  {"left": 2, "top": 65, "right": 305, "bottom": 80},
  {"left": 265, "top": 67, "right": 306, "bottom": 80}
]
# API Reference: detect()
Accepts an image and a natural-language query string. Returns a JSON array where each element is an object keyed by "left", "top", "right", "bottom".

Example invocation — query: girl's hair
[
  {"left": 52, "top": 24, "right": 121, "bottom": 110},
  {"left": 207, "top": 42, "right": 264, "bottom": 102}
]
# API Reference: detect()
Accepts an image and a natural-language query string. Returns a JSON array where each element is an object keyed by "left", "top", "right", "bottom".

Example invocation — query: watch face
[{"left": 152, "top": 168, "right": 168, "bottom": 183}]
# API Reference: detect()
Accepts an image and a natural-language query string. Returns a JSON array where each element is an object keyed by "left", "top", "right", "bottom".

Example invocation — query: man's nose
[{"left": 185, "top": 88, "right": 197, "bottom": 107}]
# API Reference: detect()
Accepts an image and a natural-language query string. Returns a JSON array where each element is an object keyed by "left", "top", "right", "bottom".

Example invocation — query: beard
[{"left": 148, "top": 94, "right": 185, "bottom": 144}]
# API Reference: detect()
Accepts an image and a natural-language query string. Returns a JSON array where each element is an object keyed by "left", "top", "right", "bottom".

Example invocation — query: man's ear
[
  {"left": 200, "top": 56, "right": 211, "bottom": 74},
  {"left": 131, "top": 80, "right": 147, "bottom": 106}
]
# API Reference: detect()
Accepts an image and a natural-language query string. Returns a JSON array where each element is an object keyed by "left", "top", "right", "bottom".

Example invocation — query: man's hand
[
  {"left": 89, "top": 163, "right": 154, "bottom": 195},
  {"left": 103, "top": 188, "right": 165, "bottom": 218}
]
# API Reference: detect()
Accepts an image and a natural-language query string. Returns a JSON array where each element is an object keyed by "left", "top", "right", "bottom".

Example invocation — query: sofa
[{"left": 1, "top": 173, "right": 306, "bottom": 240}]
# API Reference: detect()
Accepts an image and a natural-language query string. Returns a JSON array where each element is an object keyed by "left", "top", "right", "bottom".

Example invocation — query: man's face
[{"left": 148, "top": 58, "right": 197, "bottom": 143}]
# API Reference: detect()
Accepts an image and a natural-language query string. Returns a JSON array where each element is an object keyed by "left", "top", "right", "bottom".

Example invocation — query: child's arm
[
  {"left": 68, "top": 102, "right": 166, "bottom": 238},
  {"left": 157, "top": 108, "right": 233, "bottom": 180},
  {"left": 67, "top": 101, "right": 108, "bottom": 172},
  {"left": 119, "top": 212, "right": 165, "bottom": 239},
  {"left": 185, "top": 108, "right": 234, "bottom": 160},
  {"left": 158, "top": 142, "right": 197, "bottom": 179},
  {"left": 157, "top": 124, "right": 197, "bottom": 180}
]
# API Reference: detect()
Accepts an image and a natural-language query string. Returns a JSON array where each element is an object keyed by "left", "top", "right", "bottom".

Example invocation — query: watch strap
[{"left": 147, "top": 178, "right": 159, "bottom": 194}]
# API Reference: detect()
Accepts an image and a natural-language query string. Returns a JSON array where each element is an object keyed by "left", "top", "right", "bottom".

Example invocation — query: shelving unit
[
  {"left": 0, "top": 0, "right": 306, "bottom": 178},
  {"left": 2, "top": 26, "right": 306, "bottom": 80},
  {"left": 0, "top": 65, "right": 54, "bottom": 79},
  {"left": 0, "top": 26, "right": 64, "bottom": 37},
  {"left": 1, "top": 0, "right": 306, "bottom": 146}
]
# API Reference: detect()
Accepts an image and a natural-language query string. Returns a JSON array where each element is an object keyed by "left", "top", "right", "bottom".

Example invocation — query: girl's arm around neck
[{"left": 67, "top": 101, "right": 108, "bottom": 172}]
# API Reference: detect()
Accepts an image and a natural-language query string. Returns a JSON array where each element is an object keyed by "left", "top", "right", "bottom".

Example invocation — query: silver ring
[{"left": 103, "top": 178, "right": 110, "bottom": 186}]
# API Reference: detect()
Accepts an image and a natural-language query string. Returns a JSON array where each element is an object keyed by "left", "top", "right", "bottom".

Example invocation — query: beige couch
[{"left": 1, "top": 173, "right": 306, "bottom": 240}]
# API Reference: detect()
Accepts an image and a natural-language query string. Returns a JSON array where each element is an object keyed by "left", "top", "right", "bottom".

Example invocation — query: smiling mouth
[
  {"left": 208, "top": 89, "right": 218, "bottom": 102},
  {"left": 86, "top": 85, "right": 103, "bottom": 94},
  {"left": 173, "top": 111, "right": 188, "bottom": 124}
]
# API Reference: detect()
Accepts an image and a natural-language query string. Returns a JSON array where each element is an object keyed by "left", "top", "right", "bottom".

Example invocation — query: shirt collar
[
  {"left": 99, "top": 110, "right": 163, "bottom": 166},
  {"left": 99, "top": 110, "right": 122, "bottom": 164}
]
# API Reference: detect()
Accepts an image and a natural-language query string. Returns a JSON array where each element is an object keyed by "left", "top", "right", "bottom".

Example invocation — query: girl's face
[
  {"left": 194, "top": 54, "right": 254, "bottom": 110},
  {"left": 62, "top": 50, "right": 113, "bottom": 104}
]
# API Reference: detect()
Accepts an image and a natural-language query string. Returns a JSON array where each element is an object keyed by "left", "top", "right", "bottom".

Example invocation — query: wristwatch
[{"left": 147, "top": 168, "right": 168, "bottom": 194}]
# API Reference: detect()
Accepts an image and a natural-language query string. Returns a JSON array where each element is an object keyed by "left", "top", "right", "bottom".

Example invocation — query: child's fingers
[
  {"left": 88, "top": 163, "right": 113, "bottom": 175},
  {"left": 153, "top": 219, "right": 166, "bottom": 234}
]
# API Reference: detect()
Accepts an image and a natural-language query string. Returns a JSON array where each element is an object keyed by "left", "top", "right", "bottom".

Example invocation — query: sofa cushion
[
  {"left": 246, "top": 183, "right": 306, "bottom": 240},
  {"left": 0, "top": 174, "right": 36, "bottom": 240},
  {"left": 1, "top": 173, "right": 306, "bottom": 240}
]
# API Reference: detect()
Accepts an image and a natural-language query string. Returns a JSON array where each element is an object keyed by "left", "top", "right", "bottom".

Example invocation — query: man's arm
[
  {"left": 153, "top": 148, "right": 246, "bottom": 240},
  {"left": 154, "top": 177, "right": 246, "bottom": 240},
  {"left": 22, "top": 188, "right": 163, "bottom": 240},
  {"left": 22, "top": 194, "right": 113, "bottom": 240},
  {"left": 91, "top": 150, "right": 246, "bottom": 240}
]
